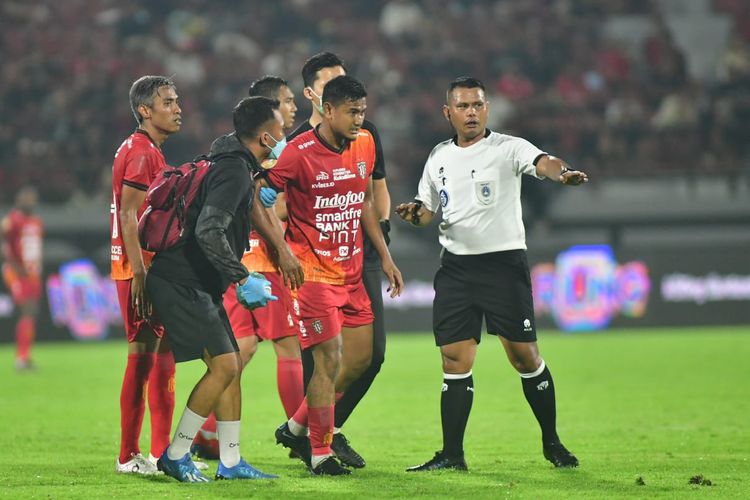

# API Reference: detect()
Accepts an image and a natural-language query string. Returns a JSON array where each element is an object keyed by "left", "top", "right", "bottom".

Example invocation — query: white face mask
[{"left": 308, "top": 88, "right": 325, "bottom": 114}]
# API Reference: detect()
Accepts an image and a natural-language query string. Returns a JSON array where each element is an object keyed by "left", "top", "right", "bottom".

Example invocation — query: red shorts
[
  {"left": 2, "top": 265, "right": 41, "bottom": 305},
  {"left": 115, "top": 278, "right": 165, "bottom": 342},
  {"left": 296, "top": 280, "right": 373, "bottom": 351},
  {"left": 223, "top": 272, "right": 297, "bottom": 341}
]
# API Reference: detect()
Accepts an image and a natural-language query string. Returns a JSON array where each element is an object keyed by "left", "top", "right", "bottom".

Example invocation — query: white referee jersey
[{"left": 415, "top": 129, "right": 546, "bottom": 255}]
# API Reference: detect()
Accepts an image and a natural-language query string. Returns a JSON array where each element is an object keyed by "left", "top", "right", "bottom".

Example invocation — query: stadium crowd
[{"left": 1, "top": 0, "right": 748, "bottom": 204}]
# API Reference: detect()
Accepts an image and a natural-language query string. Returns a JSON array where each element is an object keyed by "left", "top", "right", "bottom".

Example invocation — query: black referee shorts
[
  {"left": 146, "top": 273, "right": 239, "bottom": 363},
  {"left": 433, "top": 249, "right": 537, "bottom": 346}
]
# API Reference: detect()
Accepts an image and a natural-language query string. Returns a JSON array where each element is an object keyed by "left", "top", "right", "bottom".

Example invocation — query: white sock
[
  {"left": 311, "top": 453, "right": 332, "bottom": 469},
  {"left": 167, "top": 407, "right": 207, "bottom": 460},
  {"left": 217, "top": 420, "right": 241, "bottom": 468},
  {"left": 288, "top": 418, "right": 307, "bottom": 437}
]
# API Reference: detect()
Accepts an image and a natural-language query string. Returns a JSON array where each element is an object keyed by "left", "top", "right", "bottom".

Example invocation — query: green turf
[{"left": 1, "top": 327, "right": 748, "bottom": 498}]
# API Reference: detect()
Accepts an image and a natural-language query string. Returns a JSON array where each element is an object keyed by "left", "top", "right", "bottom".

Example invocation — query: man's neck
[
  {"left": 456, "top": 128, "right": 486, "bottom": 148},
  {"left": 317, "top": 122, "right": 345, "bottom": 150},
  {"left": 307, "top": 112, "right": 323, "bottom": 129},
  {"left": 139, "top": 124, "right": 168, "bottom": 147}
]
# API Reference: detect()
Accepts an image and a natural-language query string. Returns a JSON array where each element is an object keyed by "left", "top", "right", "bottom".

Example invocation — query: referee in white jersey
[{"left": 396, "top": 77, "right": 587, "bottom": 472}]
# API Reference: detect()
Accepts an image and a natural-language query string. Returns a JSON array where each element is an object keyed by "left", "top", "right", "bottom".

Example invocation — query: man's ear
[
  {"left": 138, "top": 104, "right": 151, "bottom": 122},
  {"left": 442, "top": 105, "right": 450, "bottom": 122},
  {"left": 303, "top": 87, "right": 315, "bottom": 102}
]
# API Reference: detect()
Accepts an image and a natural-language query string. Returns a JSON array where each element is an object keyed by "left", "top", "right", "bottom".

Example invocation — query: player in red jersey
[
  {"left": 264, "top": 75, "right": 403, "bottom": 475},
  {"left": 111, "top": 75, "right": 183, "bottom": 475},
  {"left": 1, "top": 187, "right": 43, "bottom": 371},
  {"left": 192, "top": 76, "right": 302, "bottom": 460}
]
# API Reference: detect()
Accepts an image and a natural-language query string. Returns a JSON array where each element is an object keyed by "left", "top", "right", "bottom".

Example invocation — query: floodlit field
[{"left": 1, "top": 327, "right": 748, "bottom": 498}]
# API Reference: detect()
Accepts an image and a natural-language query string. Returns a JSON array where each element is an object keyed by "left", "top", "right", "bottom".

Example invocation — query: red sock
[
  {"left": 15, "top": 316, "right": 34, "bottom": 361},
  {"left": 291, "top": 397, "right": 309, "bottom": 427},
  {"left": 119, "top": 353, "right": 155, "bottom": 463},
  {"left": 308, "top": 405, "right": 334, "bottom": 456},
  {"left": 200, "top": 413, "right": 217, "bottom": 438},
  {"left": 277, "top": 357, "right": 304, "bottom": 419},
  {"left": 148, "top": 351, "right": 176, "bottom": 457}
]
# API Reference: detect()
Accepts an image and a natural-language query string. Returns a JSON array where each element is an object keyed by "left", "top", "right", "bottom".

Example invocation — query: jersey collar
[
  {"left": 452, "top": 127, "right": 492, "bottom": 146},
  {"left": 314, "top": 125, "right": 350, "bottom": 155},
  {"left": 134, "top": 128, "right": 160, "bottom": 147}
]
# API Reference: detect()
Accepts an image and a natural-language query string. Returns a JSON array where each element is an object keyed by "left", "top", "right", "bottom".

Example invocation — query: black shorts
[
  {"left": 146, "top": 273, "right": 239, "bottom": 363},
  {"left": 433, "top": 249, "right": 537, "bottom": 346}
]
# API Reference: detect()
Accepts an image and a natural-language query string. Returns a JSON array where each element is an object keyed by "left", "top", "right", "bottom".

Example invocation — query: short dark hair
[
  {"left": 302, "top": 52, "right": 347, "bottom": 88},
  {"left": 446, "top": 76, "right": 486, "bottom": 101},
  {"left": 322, "top": 75, "right": 367, "bottom": 107},
  {"left": 233, "top": 96, "right": 280, "bottom": 141},
  {"left": 248, "top": 75, "right": 289, "bottom": 99},
  {"left": 129, "top": 75, "right": 175, "bottom": 124}
]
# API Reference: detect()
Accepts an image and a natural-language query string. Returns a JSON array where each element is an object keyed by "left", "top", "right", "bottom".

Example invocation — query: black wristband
[{"left": 380, "top": 219, "right": 391, "bottom": 245}]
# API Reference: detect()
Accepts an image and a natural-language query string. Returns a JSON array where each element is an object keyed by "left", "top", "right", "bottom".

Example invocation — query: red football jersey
[
  {"left": 110, "top": 130, "right": 166, "bottom": 280},
  {"left": 241, "top": 226, "right": 284, "bottom": 274},
  {"left": 267, "top": 127, "right": 376, "bottom": 285},
  {"left": 1, "top": 209, "right": 43, "bottom": 276}
]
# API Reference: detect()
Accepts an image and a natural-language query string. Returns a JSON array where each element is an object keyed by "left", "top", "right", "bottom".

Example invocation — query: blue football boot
[
  {"left": 215, "top": 458, "right": 278, "bottom": 480},
  {"left": 157, "top": 450, "right": 211, "bottom": 483}
]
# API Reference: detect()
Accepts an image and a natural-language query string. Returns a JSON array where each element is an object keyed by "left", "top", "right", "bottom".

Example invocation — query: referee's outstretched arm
[{"left": 535, "top": 155, "right": 589, "bottom": 186}]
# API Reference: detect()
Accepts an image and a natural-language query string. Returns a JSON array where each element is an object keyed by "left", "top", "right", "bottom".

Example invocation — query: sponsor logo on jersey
[
  {"left": 298, "top": 140, "right": 315, "bottom": 150},
  {"left": 312, "top": 181, "right": 334, "bottom": 189},
  {"left": 333, "top": 167, "right": 355, "bottom": 181},
  {"left": 357, "top": 161, "right": 367, "bottom": 179},
  {"left": 316, "top": 171, "right": 330, "bottom": 181},
  {"left": 314, "top": 191, "right": 365, "bottom": 210}
]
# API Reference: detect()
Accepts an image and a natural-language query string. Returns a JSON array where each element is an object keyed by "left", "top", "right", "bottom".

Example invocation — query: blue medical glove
[
  {"left": 259, "top": 187, "right": 278, "bottom": 208},
  {"left": 236, "top": 272, "right": 277, "bottom": 309}
]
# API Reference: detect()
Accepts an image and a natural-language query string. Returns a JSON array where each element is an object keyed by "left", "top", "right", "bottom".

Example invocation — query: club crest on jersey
[
  {"left": 439, "top": 188, "right": 449, "bottom": 207},
  {"left": 357, "top": 161, "right": 367, "bottom": 179},
  {"left": 312, "top": 319, "right": 324, "bottom": 335},
  {"left": 475, "top": 181, "right": 495, "bottom": 205}
]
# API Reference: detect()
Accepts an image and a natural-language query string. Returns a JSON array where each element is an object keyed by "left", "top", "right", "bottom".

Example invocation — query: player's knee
[
  {"left": 442, "top": 358, "right": 472, "bottom": 374},
  {"left": 212, "top": 355, "right": 241, "bottom": 385},
  {"left": 238, "top": 337, "right": 258, "bottom": 365},
  {"left": 510, "top": 354, "right": 542, "bottom": 374}
]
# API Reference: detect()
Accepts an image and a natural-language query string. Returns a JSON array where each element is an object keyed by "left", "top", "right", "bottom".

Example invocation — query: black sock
[
  {"left": 520, "top": 361, "right": 559, "bottom": 444},
  {"left": 441, "top": 373, "right": 474, "bottom": 458}
]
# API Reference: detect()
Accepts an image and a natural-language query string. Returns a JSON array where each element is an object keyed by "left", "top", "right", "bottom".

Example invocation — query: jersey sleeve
[
  {"left": 363, "top": 120, "right": 386, "bottom": 180},
  {"left": 415, "top": 156, "right": 439, "bottom": 212},
  {"left": 123, "top": 148, "right": 158, "bottom": 190},
  {"left": 510, "top": 137, "right": 546, "bottom": 179},
  {"left": 266, "top": 146, "right": 298, "bottom": 192}
]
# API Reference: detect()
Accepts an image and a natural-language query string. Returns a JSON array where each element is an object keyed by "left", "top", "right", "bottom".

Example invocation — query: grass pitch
[{"left": 1, "top": 327, "right": 748, "bottom": 498}]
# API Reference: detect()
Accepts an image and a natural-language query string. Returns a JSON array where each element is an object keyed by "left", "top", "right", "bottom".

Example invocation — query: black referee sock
[
  {"left": 520, "top": 361, "right": 559, "bottom": 444},
  {"left": 441, "top": 373, "right": 474, "bottom": 458}
]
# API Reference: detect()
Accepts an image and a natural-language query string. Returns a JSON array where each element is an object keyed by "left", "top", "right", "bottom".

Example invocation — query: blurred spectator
[{"left": 0, "top": 0, "right": 747, "bottom": 220}]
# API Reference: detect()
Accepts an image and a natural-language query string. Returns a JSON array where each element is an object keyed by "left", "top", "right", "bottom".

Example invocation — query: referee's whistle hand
[{"left": 395, "top": 203, "right": 417, "bottom": 223}]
